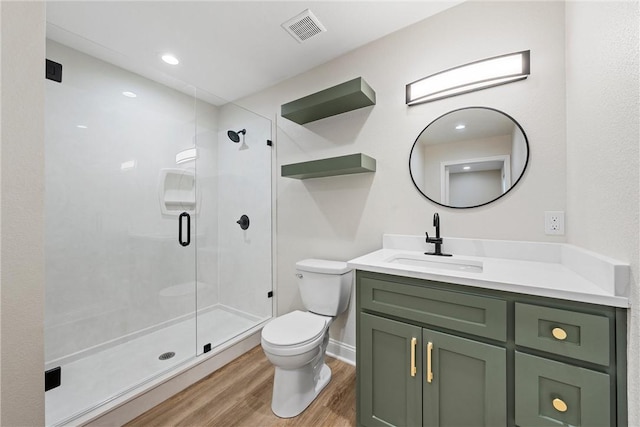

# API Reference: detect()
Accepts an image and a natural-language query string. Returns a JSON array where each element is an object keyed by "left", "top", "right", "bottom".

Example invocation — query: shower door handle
[{"left": 178, "top": 212, "right": 191, "bottom": 247}]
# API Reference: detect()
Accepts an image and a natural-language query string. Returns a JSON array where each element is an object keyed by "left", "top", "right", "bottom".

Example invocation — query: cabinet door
[
  {"left": 422, "top": 329, "right": 507, "bottom": 427},
  {"left": 359, "top": 313, "right": 422, "bottom": 427},
  {"left": 515, "top": 352, "right": 611, "bottom": 426}
]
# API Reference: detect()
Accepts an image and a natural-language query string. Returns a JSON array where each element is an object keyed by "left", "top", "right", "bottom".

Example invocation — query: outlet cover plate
[{"left": 545, "top": 211, "right": 565, "bottom": 235}]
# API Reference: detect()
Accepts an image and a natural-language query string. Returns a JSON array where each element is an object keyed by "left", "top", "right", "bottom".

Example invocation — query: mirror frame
[{"left": 409, "top": 106, "right": 530, "bottom": 209}]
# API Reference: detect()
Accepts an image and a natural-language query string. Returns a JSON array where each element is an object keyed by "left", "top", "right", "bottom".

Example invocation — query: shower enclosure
[{"left": 44, "top": 40, "right": 272, "bottom": 426}]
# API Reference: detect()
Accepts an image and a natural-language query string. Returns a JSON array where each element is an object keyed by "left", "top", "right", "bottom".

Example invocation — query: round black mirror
[{"left": 409, "top": 107, "right": 529, "bottom": 208}]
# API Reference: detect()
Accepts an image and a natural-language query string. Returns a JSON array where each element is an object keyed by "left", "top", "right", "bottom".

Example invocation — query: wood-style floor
[{"left": 125, "top": 345, "right": 356, "bottom": 427}]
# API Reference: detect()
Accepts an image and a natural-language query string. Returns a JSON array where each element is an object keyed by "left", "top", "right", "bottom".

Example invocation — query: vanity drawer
[
  {"left": 360, "top": 276, "right": 507, "bottom": 341},
  {"left": 515, "top": 303, "right": 610, "bottom": 366},
  {"left": 515, "top": 352, "right": 611, "bottom": 427}
]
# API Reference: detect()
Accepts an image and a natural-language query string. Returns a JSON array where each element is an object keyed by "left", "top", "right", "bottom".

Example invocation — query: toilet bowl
[
  {"left": 262, "top": 310, "right": 333, "bottom": 417},
  {"left": 261, "top": 259, "right": 353, "bottom": 418}
]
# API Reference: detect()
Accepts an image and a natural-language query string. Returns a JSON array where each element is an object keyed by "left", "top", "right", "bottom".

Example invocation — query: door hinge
[
  {"left": 45, "top": 366, "right": 61, "bottom": 391},
  {"left": 46, "top": 59, "right": 62, "bottom": 83},
  {"left": 267, "top": 291, "right": 273, "bottom": 298},
  {"left": 203, "top": 343, "right": 212, "bottom": 353},
  {"left": 267, "top": 139, "right": 273, "bottom": 147}
]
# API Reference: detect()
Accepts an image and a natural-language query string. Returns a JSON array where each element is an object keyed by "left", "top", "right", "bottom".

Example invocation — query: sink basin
[{"left": 385, "top": 254, "right": 483, "bottom": 273}]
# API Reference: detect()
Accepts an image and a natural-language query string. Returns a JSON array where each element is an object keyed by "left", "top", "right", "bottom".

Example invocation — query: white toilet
[{"left": 261, "top": 259, "right": 353, "bottom": 418}]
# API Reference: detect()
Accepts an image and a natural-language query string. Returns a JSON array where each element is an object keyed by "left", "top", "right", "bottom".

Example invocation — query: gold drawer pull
[
  {"left": 410, "top": 338, "right": 417, "bottom": 377},
  {"left": 426, "top": 342, "right": 434, "bottom": 383},
  {"left": 553, "top": 398, "right": 568, "bottom": 412},
  {"left": 552, "top": 327, "right": 568, "bottom": 340}
]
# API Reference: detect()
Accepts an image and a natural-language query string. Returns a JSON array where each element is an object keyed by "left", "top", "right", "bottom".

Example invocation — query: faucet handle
[{"left": 425, "top": 232, "right": 441, "bottom": 243}]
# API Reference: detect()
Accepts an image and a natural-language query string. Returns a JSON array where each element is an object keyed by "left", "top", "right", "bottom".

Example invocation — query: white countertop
[{"left": 347, "top": 235, "right": 630, "bottom": 308}]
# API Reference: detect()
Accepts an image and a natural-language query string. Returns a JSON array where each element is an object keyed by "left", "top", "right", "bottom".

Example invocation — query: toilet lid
[{"left": 262, "top": 311, "right": 328, "bottom": 347}]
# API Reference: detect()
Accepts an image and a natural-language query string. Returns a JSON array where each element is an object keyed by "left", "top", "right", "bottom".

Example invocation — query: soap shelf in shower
[
  {"left": 281, "top": 153, "right": 376, "bottom": 180},
  {"left": 280, "top": 77, "right": 376, "bottom": 125}
]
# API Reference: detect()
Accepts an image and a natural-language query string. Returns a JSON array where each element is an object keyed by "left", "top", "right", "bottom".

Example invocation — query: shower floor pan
[{"left": 45, "top": 306, "right": 266, "bottom": 426}]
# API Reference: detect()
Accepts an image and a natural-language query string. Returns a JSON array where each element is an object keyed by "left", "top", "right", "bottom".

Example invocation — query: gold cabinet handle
[
  {"left": 426, "top": 342, "right": 434, "bottom": 383},
  {"left": 552, "top": 327, "right": 568, "bottom": 341},
  {"left": 552, "top": 397, "right": 568, "bottom": 412},
  {"left": 410, "top": 338, "right": 417, "bottom": 377}
]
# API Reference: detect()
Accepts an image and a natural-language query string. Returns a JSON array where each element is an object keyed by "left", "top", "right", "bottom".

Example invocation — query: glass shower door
[
  {"left": 44, "top": 40, "right": 198, "bottom": 426},
  {"left": 195, "top": 101, "right": 273, "bottom": 354}
]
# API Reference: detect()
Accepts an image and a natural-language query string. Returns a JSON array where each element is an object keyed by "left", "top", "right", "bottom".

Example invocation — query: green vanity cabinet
[
  {"left": 355, "top": 270, "right": 627, "bottom": 427},
  {"left": 357, "top": 272, "right": 509, "bottom": 427},
  {"left": 359, "top": 313, "right": 506, "bottom": 427}
]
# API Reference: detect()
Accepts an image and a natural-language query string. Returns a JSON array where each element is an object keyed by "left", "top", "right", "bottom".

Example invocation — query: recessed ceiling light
[
  {"left": 463, "top": 166, "right": 471, "bottom": 170},
  {"left": 76, "top": 125, "right": 88, "bottom": 129},
  {"left": 161, "top": 54, "right": 179, "bottom": 65},
  {"left": 455, "top": 124, "right": 466, "bottom": 130},
  {"left": 122, "top": 91, "right": 137, "bottom": 98}
]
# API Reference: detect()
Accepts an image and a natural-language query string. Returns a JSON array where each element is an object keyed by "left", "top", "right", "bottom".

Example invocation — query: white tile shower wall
[
  {"left": 44, "top": 41, "right": 219, "bottom": 361},
  {"left": 195, "top": 98, "right": 221, "bottom": 313},
  {"left": 237, "top": 1, "right": 567, "bottom": 352},
  {"left": 216, "top": 104, "right": 273, "bottom": 320}
]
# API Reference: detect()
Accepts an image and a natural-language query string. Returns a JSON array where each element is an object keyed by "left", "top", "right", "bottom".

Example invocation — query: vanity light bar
[{"left": 406, "top": 50, "right": 530, "bottom": 105}]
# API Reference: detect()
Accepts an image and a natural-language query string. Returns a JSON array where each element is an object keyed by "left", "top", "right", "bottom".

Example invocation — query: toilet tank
[{"left": 296, "top": 259, "right": 353, "bottom": 316}]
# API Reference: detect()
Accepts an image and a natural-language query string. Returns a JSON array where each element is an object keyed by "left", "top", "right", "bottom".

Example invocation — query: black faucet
[{"left": 425, "top": 213, "right": 452, "bottom": 257}]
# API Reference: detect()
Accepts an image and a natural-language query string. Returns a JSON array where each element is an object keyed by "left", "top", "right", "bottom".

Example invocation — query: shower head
[{"left": 227, "top": 129, "right": 246, "bottom": 143}]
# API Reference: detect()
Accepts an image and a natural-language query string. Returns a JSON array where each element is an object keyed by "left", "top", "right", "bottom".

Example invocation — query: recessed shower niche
[{"left": 159, "top": 168, "right": 198, "bottom": 215}]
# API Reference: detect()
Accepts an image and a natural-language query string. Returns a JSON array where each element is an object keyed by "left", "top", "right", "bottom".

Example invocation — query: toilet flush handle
[{"left": 295, "top": 273, "right": 303, "bottom": 279}]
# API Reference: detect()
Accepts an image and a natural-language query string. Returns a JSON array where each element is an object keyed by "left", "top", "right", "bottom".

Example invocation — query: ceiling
[{"left": 46, "top": 1, "right": 463, "bottom": 105}]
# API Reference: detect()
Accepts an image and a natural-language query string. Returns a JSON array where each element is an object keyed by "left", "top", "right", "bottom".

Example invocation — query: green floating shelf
[
  {"left": 282, "top": 153, "right": 376, "bottom": 180},
  {"left": 281, "top": 77, "right": 376, "bottom": 125}
]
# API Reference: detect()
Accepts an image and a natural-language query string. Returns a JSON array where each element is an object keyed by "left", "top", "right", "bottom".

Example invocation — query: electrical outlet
[{"left": 545, "top": 211, "right": 565, "bottom": 235}]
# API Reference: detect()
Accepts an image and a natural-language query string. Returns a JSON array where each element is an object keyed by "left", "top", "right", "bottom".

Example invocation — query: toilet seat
[{"left": 262, "top": 310, "right": 330, "bottom": 356}]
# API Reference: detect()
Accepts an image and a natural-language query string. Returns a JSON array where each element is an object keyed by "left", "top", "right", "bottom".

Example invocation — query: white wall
[
  {"left": 449, "top": 169, "right": 502, "bottom": 207},
  {"left": 0, "top": 2, "right": 46, "bottom": 425},
  {"left": 565, "top": 1, "right": 639, "bottom": 424},
  {"left": 511, "top": 125, "right": 527, "bottom": 184},
  {"left": 238, "top": 0, "right": 566, "bottom": 355}
]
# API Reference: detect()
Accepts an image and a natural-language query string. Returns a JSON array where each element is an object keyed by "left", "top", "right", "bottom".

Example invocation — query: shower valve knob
[{"left": 236, "top": 214, "right": 250, "bottom": 230}]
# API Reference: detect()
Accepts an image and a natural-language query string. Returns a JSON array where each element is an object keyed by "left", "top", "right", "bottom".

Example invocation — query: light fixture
[
  {"left": 122, "top": 91, "right": 137, "bottom": 98},
  {"left": 76, "top": 125, "right": 88, "bottom": 129},
  {"left": 463, "top": 166, "right": 471, "bottom": 170},
  {"left": 406, "top": 50, "right": 530, "bottom": 105},
  {"left": 455, "top": 124, "right": 466, "bottom": 130},
  {"left": 175, "top": 147, "right": 198, "bottom": 164},
  {"left": 161, "top": 54, "right": 179, "bottom": 65}
]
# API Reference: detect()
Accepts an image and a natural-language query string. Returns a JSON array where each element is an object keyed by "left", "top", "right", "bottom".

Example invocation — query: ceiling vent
[{"left": 282, "top": 9, "right": 326, "bottom": 43}]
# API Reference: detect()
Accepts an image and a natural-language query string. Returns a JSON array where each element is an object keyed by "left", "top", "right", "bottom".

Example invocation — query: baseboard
[{"left": 326, "top": 339, "right": 355, "bottom": 366}]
